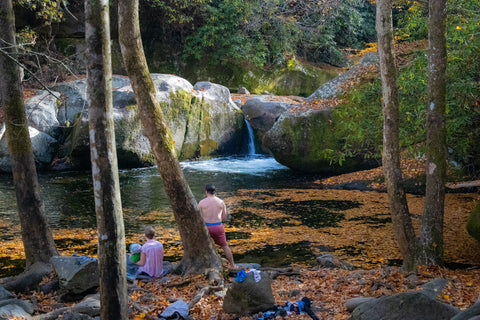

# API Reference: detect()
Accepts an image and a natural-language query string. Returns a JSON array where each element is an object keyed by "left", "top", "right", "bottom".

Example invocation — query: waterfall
[{"left": 245, "top": 119, "right": 256, "bottom": 155}]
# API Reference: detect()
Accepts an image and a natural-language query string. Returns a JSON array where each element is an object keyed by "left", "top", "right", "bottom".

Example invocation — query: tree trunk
[
  {"left": 117, "top": 0, "right": 222, "bottom": 274},
  {"left": 376, "top": 0, "right": 418, "bottom": 270},
  {"left": 0, "top": 0, "right": 58, "bottom": 268},
  {"left": 419, "top": 0, "right": 447, "bottom": 265},
  {"left": 85, "top": 0, "right": 128, "bottom": 318}
]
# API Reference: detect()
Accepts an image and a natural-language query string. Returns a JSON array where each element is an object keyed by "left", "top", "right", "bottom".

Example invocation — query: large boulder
[
  {"left": 308, "top": 53, "right": 379, "bottom": 101},
  {"left": 24, "top": 90, "right": 61, "bottom": 136},
  {"left": 0, "top": 125, "right": 57, "bottom": 172},
  {"left": 223, "top": 270, "right": 275, "bottom": 316},
  {"left": 263, "top": 106, "right": 375, "bottom": 174},
  {"left": 181, "top": 81, "right": 244, "bottom": 159},
  {"left": 467, "top": 202, "right": 480, "bottom": 242},
  {"left": 0, "top": 304, "right": 32, "bottom": 320},
  {"left": 50, "top": 75, "right": 245, "bottom": 169},
  {"left": 347, "top": 291, "right": 459, "bottom": 320},
  {"left": 451, "top": 298, "right": 480, "bottom": 320},
  {"left": 51, "top": 256, "right": 99, "bottom": 296},
  {"left": 241, "top": 95, "right": 290, "bottom": 152}
]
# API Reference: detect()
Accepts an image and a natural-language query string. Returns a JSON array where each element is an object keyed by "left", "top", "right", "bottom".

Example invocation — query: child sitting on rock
[{"left": 126, "top": 243, "right": 141, "bottom": 280}]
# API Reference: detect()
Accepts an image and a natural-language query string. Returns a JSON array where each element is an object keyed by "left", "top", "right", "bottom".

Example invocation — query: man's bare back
[{"left": 199, "top": 194, "right": 226, "bottom": 223}]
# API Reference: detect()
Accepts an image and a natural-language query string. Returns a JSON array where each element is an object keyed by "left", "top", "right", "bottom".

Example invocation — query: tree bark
[
  {"left": 117, "top": 0, "right": 222, "bottom": 274},
  {"left": 0, "top": 0, "right": 58, "bottom": 268},
  {"left": 85, "top": 0, "right": 128, "bottom": 318},
  {"left": 376, "top": 0, "right": 418, "bottom": 270},
  {"left": 419, "top": 0, "right": 447, "bottom": 265}
]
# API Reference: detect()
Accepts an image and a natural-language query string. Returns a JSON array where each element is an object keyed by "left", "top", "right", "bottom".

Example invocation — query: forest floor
[{"left": 5, "top": 157, "right": 480, "bottom": 320}]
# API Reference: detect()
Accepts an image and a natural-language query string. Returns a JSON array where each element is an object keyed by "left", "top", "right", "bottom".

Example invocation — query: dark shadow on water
[
  {"left": 233, "top": 199, "right": 360, "bottom": 228},
  {"left": 347, "top": 214, "right": 392, "bottom": 228},
  {"left": 234, "top": 241, "right": 317, "bottom": 268},
  {"left": 229, "top": 210, "right": 265, "bottom": 228},
  {"left": 0, "top": 257, "right": 25, "bottom": 278},
  {"left": 227, "top": 231, "right": 252, "bottom": 240}
]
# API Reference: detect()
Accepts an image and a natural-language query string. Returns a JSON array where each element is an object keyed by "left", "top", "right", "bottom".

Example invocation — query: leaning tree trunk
[
  {"left": 117, "top": 0, "right": 222, "bottom": 274},
  {"left": 419, "top": 0, "right": 447, "bottom": 266},
  {"left": 0, "top": 0, "right": 58, "bottom": 268},
  {"left": 85, "top": 0, "right": 128, "bottom": 318},
  {"left": 376, "top": 0, "right": 418, "bottom": 270}
]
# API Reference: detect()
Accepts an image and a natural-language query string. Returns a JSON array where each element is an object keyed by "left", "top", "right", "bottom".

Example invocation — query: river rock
[
  {"left": 346, "top": 297, "right": 376, "bottom": 312},
  {"left": 223, "top": 270, "right": 275, "bottom": 316},
  {"left": 0, "top": 303, "right": 32, "bottom": 320},
  {"left": 0, "top": 286, "right": 14, "bottom": 301},
  {"left": 0, "top": 299, "right": 34, "bottom": 314},
  {"left": 72, "top": 294, "right": 101, "bottom": 317},
  {"left": 25, "top": 90, "right": 61, "bottom": 136},
  {"left": 241, "top": 95, "right": 290, "bottom": 152},
  {"left": 421, "top": 278, "right": 449, "bottom": 299},
  {"left": 317, "top": 254, "right": 355, "bottom": 270},
  {"left": 59, "top": 312, "right": 94, "bottom": 320},
  {"left": 451, "top": 296, "right": 480, "bottom": 320},
  {"left": 51, "top": 256, "right": 99, "bottom": 295},
  {"left": 467, "top": 203, "right": 480, "bottom": 243},
  {"left": 0, "top": 126, "right": 57, "bottom": 172},
  {"left": 347, "top": 291, "right": 459, "bottom": 320}
]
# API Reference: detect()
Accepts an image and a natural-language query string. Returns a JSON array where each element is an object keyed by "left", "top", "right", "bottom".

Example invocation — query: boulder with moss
[
  {"left": 263, "top": 105, "right": 376, "bottom": 174},
  {"left": 180, "top": 81, "right": 245, "bottom": 159},
  {"left": 0, "top": 74, "right": 246, "bottom": 172}
]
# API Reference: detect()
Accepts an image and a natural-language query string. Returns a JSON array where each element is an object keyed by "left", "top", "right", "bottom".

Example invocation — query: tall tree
[
  {"left": 117, "top": 0, "right": 222, "bottom": 275},
  {"left": 376, "top": 0, "right": 418, "bottom": 270},
  {"left": 376, "top": 0, "right": 448, "bottom": 270},
  {"left": 0, "top": 0, "right": 58, "bottom": 268},
  {"left": 419, "top": 0, "right": 447, "bottom": 265},
  {"left": 85, "top": 0, "right": 127, "bottom": 318}
]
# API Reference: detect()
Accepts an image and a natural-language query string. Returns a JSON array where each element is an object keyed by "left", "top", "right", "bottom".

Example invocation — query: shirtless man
[{"left": 199, "top": 184, "right": 236, "bottom": 268}]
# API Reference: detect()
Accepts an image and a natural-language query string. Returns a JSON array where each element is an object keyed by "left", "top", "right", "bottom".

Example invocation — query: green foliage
[
  {"left": 180, "top": 0, "right": 376, "bottom": 67},
  {"left": 330, "top": 0, "right": 480, "bottom": 176},
  {"left": 332, "top": 80, "right": 383, "bottom": 162},
  {"left": 145, "top": 0, "right": 208, "bottom": 24}
]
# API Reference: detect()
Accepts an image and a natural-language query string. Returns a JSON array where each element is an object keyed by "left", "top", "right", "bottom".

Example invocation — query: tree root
[
  {"left": 2, "top": 262, "right": 51, "bottom": 293},
  {"left": 187, "top": 285, "right": 225, "bottom": 309}
]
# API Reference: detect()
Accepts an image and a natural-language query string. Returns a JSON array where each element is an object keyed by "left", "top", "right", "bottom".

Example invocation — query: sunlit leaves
[{"left": 15, "top": 0, "right": 66, "bottom": 23}]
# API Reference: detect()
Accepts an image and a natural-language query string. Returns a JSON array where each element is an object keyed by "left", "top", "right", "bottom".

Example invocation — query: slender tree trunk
[
  {"left": 419, "top": 0, "right": 447, "bottom": 265},
  {"left": 85, "top": 0, "right": 127, "bottom": 318},
  {"left": 376, "top": 0, "right": 418, "bottom": 270},
  {"left": 0, "top": 0, "right": 58, "bottom": 268},
  {"left": 117, "top": 0, "right": 221, "bottom": 274}
]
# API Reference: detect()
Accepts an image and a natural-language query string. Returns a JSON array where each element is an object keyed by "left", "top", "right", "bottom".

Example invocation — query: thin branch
[{"left": 0, "top": 48, "right": 60, "bottom": 99}]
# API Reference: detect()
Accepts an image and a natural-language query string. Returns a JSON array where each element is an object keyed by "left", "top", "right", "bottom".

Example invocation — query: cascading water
[{"left": 245, "top": 119, "right": 256, "bottom": 155}]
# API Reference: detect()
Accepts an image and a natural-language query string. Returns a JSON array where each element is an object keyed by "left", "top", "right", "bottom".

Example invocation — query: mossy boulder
[
  {"left": 1, "top": 74, "right": 246, "bottom": 172},
  {"left": 263, "top": 106, "right": 375, "bottom": 174},
  {"left": 180, "top": 81, "right": 245, "bottom": 159},
  {"left": 467, "top": 202, "right": 480, "bottom": 243}
]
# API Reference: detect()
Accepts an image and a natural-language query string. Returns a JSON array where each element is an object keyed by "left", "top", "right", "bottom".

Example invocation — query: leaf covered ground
[{"left": 2, "top": 158, "right": 480, "bottom": 319}]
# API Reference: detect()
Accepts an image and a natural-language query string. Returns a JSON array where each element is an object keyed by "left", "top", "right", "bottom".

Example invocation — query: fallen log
[{"left": 446, "top": 180, "right": 480, "bottom": 189}]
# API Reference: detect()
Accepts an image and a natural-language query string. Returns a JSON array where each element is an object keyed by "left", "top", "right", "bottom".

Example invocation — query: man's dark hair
[{"left": 205, "top": 184, "right": 216, "bottom": 195}]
